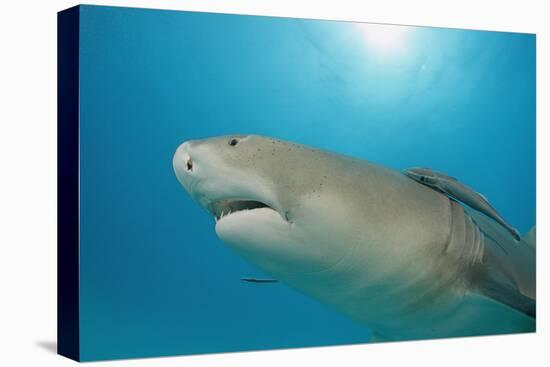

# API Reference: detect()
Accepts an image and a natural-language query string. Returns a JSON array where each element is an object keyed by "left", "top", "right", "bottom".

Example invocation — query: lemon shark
[{"left": 173, "top": 134, "right": 535, "bottom": 341}]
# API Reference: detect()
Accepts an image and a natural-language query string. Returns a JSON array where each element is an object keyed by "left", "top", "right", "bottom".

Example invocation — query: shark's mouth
[{"left": 209, "top": 199, "right": 275, "bottom": 222}]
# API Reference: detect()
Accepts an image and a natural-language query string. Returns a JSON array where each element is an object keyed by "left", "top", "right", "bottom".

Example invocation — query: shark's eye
[
  {"left": 228, "top": 138, "right": 239, "bottom": 146},
  {"left": 420, "top": 176, "right": 426, "bottom": 182},
  {"left": 186, "top": 159, "right": 193, "bottom": 171}
]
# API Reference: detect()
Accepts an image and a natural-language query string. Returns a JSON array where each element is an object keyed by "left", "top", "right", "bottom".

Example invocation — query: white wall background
[{"left": 0, "top": 1, "right": 547, "bottom": 366}]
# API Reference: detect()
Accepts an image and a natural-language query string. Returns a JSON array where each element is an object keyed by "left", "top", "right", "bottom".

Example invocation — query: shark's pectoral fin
[
  {"left": 461, "top": 207, "right": 536, "bottom": 318},
  {"left": 477, "top": 275, "right": 536, "bottom": 318},
  {"left": 456, "top": 291, "right": 536, "bottom": 335},
  {"left": 465, "top": 207, "right": 535, "bottom": 300}
]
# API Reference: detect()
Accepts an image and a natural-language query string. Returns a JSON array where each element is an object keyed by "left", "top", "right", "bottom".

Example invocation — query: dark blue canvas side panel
[{"left": 57, "top": 5, "right": 80, "bottom": 362}]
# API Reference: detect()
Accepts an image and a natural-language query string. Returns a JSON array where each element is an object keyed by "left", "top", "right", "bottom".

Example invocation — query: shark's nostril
[{"left": 186, "top": 159, "right": 193, "bottom": 171}]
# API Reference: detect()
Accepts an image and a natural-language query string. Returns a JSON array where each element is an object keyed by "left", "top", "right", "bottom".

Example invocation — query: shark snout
[{"left": 173, "top": 141, "right": 197, "bottom": 189}]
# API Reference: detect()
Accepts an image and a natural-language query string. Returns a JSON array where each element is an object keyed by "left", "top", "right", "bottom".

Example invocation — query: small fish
[{"left": 240, "top": 277, "right": 278, "bottom": 283}]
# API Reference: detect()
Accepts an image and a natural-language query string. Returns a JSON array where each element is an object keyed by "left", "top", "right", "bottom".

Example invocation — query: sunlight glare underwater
[{"left": 357, "top": 23, "right": 411, "bottom": 53}]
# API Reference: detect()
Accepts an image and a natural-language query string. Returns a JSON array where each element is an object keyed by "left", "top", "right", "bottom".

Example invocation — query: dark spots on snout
[{"left": 228, "top": 137, "right": 239, "bottom": 146}]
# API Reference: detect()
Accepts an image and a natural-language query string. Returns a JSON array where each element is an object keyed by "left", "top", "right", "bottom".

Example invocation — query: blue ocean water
[{"left": 78, "top": 5, "right": 536, "bottom": 361}]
